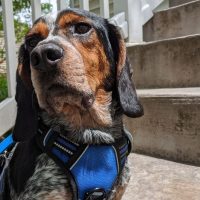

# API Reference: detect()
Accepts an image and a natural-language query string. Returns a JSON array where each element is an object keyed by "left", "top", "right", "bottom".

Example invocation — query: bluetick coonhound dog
[{"left": 2, "top": 8, "right": 143, "bottom": 200}]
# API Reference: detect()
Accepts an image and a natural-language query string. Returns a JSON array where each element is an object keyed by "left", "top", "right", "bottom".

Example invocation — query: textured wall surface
[
  {"left": 128, "top": 35, "right": 200, "bottom": 89},
  {"left": 125, "top": 88, "right": 200, "bottom": 165}
]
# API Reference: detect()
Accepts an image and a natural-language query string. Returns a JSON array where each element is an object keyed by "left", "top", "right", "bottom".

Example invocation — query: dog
[{"left": 1, "top": 8, "right": 143, "bottom": 200}]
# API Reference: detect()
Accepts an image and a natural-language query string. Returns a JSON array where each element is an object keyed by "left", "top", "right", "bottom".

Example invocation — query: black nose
[{"left": 30, "top": 43, "right": 63, "bottom": 71}]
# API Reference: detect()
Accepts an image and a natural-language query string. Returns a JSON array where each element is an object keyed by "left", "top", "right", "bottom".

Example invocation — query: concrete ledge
[
  {"left": 137, "top": 87, "right": 200, "bottom": 98},
  {"left": 169, "top": 0, "right": 197, "bottom": 7},
  {"left": 125, "top": 88, "right": 200, "bottom": 165},
  {"left": 128, "top": 35, "right": 200, "bottom": 88},
  {"left": 123, "top": 154, "right": 200, "bottom": 200},
  {"left": 144, "top": 0, "right": 200, "bottom": 41}
]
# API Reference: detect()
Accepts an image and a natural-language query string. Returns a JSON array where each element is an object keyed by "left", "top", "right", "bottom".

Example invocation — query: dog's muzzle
[{"left": 31, "top": 43, "right": 63, "bottom": 71}]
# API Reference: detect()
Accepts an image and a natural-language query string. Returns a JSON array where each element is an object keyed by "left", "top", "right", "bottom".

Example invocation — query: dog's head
[{"left": 13, "top": 9, "right": 143, "bottom": 141}]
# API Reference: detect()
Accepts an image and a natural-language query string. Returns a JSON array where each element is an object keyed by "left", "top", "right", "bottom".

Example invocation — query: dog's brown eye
[{"left": 74, "top": 23, "right": 91, "bottom": 35}]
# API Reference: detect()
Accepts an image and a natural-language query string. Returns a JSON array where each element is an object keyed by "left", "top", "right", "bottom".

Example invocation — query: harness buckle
[{"left": 84, "top": 188, "right": 107, "bottom": 200}]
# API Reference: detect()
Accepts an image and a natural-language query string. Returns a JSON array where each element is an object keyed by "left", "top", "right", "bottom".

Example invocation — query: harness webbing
[{"left": 36, "top": 126, "right": 131, "bottom": 200}]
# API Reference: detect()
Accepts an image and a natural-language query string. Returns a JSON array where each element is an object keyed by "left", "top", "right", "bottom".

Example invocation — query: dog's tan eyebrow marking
[
  {"left": 57, "top": 12, "right": 90, "bottom": 28},
  {"left": 27, "top": 21, "right": 50, "bottom": 38}
]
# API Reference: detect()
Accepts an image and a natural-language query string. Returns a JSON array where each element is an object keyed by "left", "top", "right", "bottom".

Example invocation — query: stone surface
[
  {"left": 127, "top": 35, "right": 200, "bottom": 89},
  {"left": 124, "top": 88, "right": 200, "bottom": 165},
  {"left": 123, "top": 153, "right": 200, "bottom": 200},
  {"left": 169, "top": 0, "right": 197, "bottom": 7},
  {"left": 143, "top": 0, "right": 200, "bottom": 41}
]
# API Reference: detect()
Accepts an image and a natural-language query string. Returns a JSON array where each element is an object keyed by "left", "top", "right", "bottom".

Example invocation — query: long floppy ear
[
  {"left": 108, "top": 24, "right": 144, "bottom": 118},
  {"left": 13, "top": 44, "right": 38, "bottom": 142}
]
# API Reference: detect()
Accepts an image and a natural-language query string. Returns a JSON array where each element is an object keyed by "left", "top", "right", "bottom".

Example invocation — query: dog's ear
[
  {"left": 108, "top": 24, "right": 143, "bottom": 118},
  {"left": 13, "top": 44, "right": 38, "bottom": 142}
]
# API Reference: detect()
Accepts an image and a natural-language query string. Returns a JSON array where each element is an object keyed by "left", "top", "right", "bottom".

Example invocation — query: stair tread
[
  {"left": 127, "top": 33, "right": 200, "bottom": 47},
  {"left": 169, "top": 0, "right": 198, "bottom": 7},
  {"left": 123, "top": 153, "right": 200, "bottom": 200},
  {"left": 159, "top": 0, "right": 200, "bottom": 12},
  {"left": 137, "top": 87, "right": 200, "bottom": 98}
]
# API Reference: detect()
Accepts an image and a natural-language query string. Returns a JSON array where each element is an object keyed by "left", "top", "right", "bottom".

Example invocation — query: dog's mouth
[
  {"left": 46, "top": 83, "right": 95, "bottom": 110},
  {"left": 48, "top": 84, "right": 80, "bottom": 96}
]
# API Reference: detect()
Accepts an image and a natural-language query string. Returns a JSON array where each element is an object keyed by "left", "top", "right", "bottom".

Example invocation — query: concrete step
[
  {"left": 124, "top": 88, "right": 200, "bottom": 165},
  {"left": 169, "top": 0, "right": 197, "bottom": 7},
  {"left": 143, "top": 0, "right": 200, "bottom": 41},
  {"left": 123, "top": 153, "right": 200, "bottom": 200},
  {"left": 127, "top": 35, "right": 200, "bottom": 89}
]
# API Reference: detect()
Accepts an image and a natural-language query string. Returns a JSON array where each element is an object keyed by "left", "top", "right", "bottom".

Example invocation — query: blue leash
[
  {"left": 0, "top": 133, "right": 16, "bottom": 194},
  {"left": 0, "top": 134, "right": 14, "bottom": 154}
]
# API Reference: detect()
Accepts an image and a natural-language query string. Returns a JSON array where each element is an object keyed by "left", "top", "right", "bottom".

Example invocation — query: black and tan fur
[{"left": 2, "top": 8, "right": 143, "bottom": 200}]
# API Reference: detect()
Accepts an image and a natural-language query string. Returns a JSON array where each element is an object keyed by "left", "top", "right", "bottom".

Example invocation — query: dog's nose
[{"left": 30, "top": 43, "right": 63, "bottom": 71}]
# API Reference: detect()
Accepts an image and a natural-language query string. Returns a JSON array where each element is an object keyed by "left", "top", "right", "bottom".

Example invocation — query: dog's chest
[{"left": 11, "top": 154, "right": 72, "bottom": 200}]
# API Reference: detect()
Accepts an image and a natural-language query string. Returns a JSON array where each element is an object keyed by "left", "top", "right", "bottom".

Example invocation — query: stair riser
[
  {"left": 128, "top": 36, "right": 200, "bottom": 89},
  {"left": 144, "top": 0, "right": 200, "bottom": 41},
  {"left": 125, "top": 97, "right": 200, "bottom": 165}
]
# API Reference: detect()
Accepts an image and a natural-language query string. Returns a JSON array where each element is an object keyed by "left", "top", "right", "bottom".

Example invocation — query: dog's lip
[
  {"left": 47, "top": 84, "right": 79, "bottom": 95},
  {"left": 48, "top": 84, "right": 67, "bottom": 91}
]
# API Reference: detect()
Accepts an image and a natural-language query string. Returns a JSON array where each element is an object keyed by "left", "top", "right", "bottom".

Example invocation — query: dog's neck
[{"left": 39, "top": 110, "right": 123, "bottom": 145}]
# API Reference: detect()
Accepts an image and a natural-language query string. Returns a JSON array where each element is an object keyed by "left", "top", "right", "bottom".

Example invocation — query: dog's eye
[
  {"left": 74, "top": 23, "right": 91, "bottom": 35},
  {"left": 26, "top": 37, "right": 40, "bottom": 48}
]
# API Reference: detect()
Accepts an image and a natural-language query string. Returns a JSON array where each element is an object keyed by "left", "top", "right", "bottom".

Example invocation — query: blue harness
[
  {"left": 36, "top": 126, "right": 132, "bottom": 200},
  {"left": 0, "top": 127, "right": 132, "bottom": 200}
]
